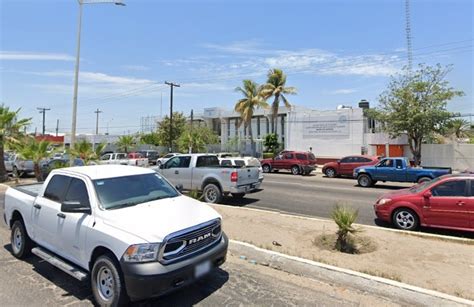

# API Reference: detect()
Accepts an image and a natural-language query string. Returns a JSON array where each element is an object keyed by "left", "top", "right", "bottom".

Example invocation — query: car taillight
[{"left": 231, "top": 171, "right": 238, "bottom": 182}]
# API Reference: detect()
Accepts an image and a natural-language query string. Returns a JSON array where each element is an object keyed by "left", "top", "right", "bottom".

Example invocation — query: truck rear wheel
[
  {"left": 203, "top": 183, "right": 222, "bottom": 204},
  {"left": 291, "top": 165, "right": 300, "bottom": 175},
  {"left": 11, "top": 220, "right": 33, "bottom": 259},
  {"left": 417, "top": 176, "right": 431, "bottom": 183},
  {"left": 91, "top": 254, "right": 129, "bottom": 307},
  {"left": 357, "top": 174, "right": 373, "bottom": 187}
]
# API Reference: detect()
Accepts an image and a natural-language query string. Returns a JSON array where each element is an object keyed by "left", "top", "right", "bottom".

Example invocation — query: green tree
[
  {"left": 156, "top": 112, "right": 187, "bottom": 150},
  {"left": 331, "top": 205, "right": 359, "bottom": 253},
  {"left": 177, "top": 124, "right": 219, "bottom": 153},
  {"left": 115, "top": 135, "right": 135, "bottom": 153},
  {"left": 16, "top": 138, "right": 51, "bottom": 182},
  {"left": 234, "top": 79, "right": 269, "bottom": 142},
  {"left": 368, "top": 64, "right": 463, "bottom": 165},
  {"left": 445, "top": 118, "right": 471, "bottom": 140},
  {"left": 140, "top": 132, "right": 160, "bottom": 146},
  {"left": 260, "top": 69, "right": 297, "bottom": 133},
  {"left": 263, "top": 133, "right": 280, "bottom": 155},
  {"left": 68, "top": 139, "right": 106, "bottom": 164},
  {"left": 0, "top": 105, "right": 31, "bottom": 182}
]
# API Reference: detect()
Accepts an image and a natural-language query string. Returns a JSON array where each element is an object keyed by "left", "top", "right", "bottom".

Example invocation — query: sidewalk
[{"left": 212, "top": 204, "right": 474, "bottom": 301}]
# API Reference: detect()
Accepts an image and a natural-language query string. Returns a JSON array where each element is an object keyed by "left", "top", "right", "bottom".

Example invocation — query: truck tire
[
  {"left": 417, "top": 176, "right": 431, "bottom": 183},
  {"left": 231, "top": 193, "right": 245, "bottom": 199},
  {"left": 291, "top": 165, "right": 300, "bottom": 175},
  {"left": 357, "top": 174, "right": 373, "bottom": 187},
  {"left": 11, "top": 220, "right": 33, "bottom": 259},
  {"left": 91, "top": 254, "right": 129, "bottom": 307},
  {"left": 203, "top": 183, "right": 222, "bottom": 204},
  {"left": 392, "top": 208, "right": 419, "bottom": 231},
  {"left": 262, "top": 164, "right": 271, "bottom": 173},
  {"left": 324, "top": 167, "right": 337, "bottom": 178}
]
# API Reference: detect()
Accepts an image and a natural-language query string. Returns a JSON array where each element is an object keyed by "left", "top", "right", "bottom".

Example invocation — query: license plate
[{"left": 195, "top": 260, "right": 211, "bottom": 279}]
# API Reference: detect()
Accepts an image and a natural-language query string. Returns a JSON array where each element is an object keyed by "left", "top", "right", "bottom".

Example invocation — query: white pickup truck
[
  {"left": 156, "top": 154, "right": 261, "bottom": 203},
  {"left": 3, "top": 165, "right": 227, "bottom": 305},
  {"left": 99, "top": 153, "right": 148, "bottom": 167}
]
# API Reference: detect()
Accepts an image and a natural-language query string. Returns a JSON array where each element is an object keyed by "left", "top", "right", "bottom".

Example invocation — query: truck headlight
[
  {"left": 123, "top": 243, "right": 160, "bottom": 262},
  {"left": 377, "top": 198, "right": 392, "bottom": 205}
]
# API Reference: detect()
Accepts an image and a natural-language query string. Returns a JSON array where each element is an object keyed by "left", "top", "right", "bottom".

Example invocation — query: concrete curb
[
  {"left": 229, "top": 239, "right": 474, "bottom": 306},
  {"left": 213, "top": 204, "right": 473, "bottom": 244}
]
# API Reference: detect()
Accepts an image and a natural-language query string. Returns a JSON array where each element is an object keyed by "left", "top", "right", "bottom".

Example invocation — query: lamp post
[{"left": 70, "top": 0, "right": 125, "bottom": 164}]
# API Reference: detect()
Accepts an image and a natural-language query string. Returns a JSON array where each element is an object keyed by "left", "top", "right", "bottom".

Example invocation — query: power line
[{"left": 37, "top": 107, "right": 51, "bottom": 135}]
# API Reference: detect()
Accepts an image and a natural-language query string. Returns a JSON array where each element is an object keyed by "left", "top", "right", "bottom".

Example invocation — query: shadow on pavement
[
  {"left": 3, "top": 244, "right": 230, "bottom": 306},
  {"left": 373, "top": 219, "right": 474, "bottom": 239},
  {"left": 220, "top": 196, "right": 260, "bottom": 207}
]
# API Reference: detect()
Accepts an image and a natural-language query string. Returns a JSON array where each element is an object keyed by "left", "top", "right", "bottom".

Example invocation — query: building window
[
  {"left": 227, "top": 119, "right": 230, "bottom": 137},
  {"left": 234, "top": 118, "right": 239, "bottom": 137},
  {"left": 281, "top": 115, "right": 285, "bottom": 136},
  {"left": 257, "top": 116, "right": 261, "bottom": 137}
]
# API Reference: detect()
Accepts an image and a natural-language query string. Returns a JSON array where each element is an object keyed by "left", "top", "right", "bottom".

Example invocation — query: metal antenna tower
[{"left": 405, "top": 0, "right": 413, "bottom": 73}]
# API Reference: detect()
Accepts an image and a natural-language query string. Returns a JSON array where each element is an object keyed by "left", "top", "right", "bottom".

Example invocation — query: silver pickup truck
[{"left": 156, "top": 154, "right": 261, "bottom": 203}]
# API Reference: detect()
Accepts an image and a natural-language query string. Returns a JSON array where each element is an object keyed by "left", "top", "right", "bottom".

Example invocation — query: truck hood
[{"left": 99, "top": 195, "right": 221, "bottom": 243}]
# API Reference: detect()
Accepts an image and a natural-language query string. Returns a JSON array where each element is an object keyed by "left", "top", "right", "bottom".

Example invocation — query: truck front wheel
[
  {"left": 91, "top": 255, "right": 129, "bottom": 306},
  {"left": 357, "top": 174, "right": 373, "bottom": 187},
  {"left": 203, "top": 183, "right": 222, "bottom": 204},
  {"left": 11, "top": 220, "right": 33, "bottom": 259}
]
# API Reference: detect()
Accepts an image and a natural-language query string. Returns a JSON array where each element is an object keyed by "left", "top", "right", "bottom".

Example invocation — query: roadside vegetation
[{"left": 15, "top": 138, "right": 51, "bottom": 182}]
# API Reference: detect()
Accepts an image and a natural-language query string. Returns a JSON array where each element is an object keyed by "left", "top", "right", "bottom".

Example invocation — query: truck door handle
[
  {"left": 175, "top": 170, "right": 179, "bottom": 174},
  {"left": 457, "top": 202, "right": 465, "bottom": 206},
  {"left": 57, "top": 213, "right": 66, "bottom": 219},
  {"left": 33, "top": 204, "right": 41, "bottom": 210}
]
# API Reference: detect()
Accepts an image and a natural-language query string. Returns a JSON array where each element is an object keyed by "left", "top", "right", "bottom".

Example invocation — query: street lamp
[{"left": 69, "top": 0, "right": 125, "bottom": 164}]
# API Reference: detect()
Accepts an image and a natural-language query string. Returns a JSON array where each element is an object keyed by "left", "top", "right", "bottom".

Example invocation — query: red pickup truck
[{"left": 261, "top": 151, "right": 317, "bottom": 175}]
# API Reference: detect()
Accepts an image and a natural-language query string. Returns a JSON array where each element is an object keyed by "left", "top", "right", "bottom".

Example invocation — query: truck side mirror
[
  {"left": 423, "top": 191, "right": 432, "bottom": 199},
  {"left": 175, "top": 184, "right": 183, "bottom": 193},
  {"left": 61, "top": 201, "right": 91, "bottom": 214},
  {"left": 159, "top": 164, "right": 164, "bottom": 169}
]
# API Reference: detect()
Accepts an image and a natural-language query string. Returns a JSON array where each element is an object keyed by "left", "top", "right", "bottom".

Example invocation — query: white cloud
[
  {"left": 27, "top": 70, "right": 155, "bottom": 85},
  {"left": 328, "top": 88, "right": 357, "bottom": 95},
  {"left": 121, "top": 65, "right": 150, "bottom": 71},
  {"left": 201, "top": 40, "right": 270, "bottom": 54},
  {"left": 0, "top": 51, "right": 74, "bottom": 61},
  {"left": 181, "top": 82, "right": 233, "bottom": 92}
]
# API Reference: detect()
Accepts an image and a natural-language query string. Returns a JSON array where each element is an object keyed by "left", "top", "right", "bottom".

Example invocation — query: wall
[
  {"left": 402, "top": 143, "right": 474, "bottom": 171},
  {"left": 286, "top": 108, "right": 365, "bottom": 157}
]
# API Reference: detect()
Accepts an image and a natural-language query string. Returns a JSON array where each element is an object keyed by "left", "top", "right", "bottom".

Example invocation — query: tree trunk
[
  {"left": 34, "top": 162, "right": 42, "bottom": 182},
  {"left": 409, "top": 136, "right": 423, "bottom": 166},
  {"left": 271, "top": 96, "right": 279, "bottom": 134},
  {"left": 0, "top": 139, "right": 8, "bottom": 182}
]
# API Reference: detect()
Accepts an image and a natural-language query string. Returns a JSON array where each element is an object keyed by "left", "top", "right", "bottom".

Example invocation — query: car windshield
[
  {"left": 409, "top": 176, "right": 443, "bottom": 193},
  {"left": 93, "top": 173, "right": 179, "bottom": 210}
]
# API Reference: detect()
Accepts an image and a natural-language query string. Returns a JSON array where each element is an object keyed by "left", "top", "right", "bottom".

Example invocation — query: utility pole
[
  {"left": 164, "top": 81, "right": 180, "bottom": 152},
  {"left": 94, "top": 108, "right": 102, "bottom": 135},
  {"left": 56, "top": 119, "right": 59, "bottom": 136},
  {"left": 37, "top": 107, "right": 51, "bottom": 135},
  {"left": 189, "top": 109, "right": 194, "bottom": 154}
]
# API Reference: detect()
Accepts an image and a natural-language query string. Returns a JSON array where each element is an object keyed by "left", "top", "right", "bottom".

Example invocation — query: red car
[
  {"left": 261, "top": 151, "right": 317, "bottom": 175},
  {"left": 374, "top": 174, "right": 474, "bottom": 232},
  {"left": 322, "top": 155, "right": 380, "bottom": 178}
]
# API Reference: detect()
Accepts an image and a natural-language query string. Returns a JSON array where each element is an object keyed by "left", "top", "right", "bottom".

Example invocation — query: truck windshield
[{"left": 93, "top": 173, "right": 179, "bottom": 210}]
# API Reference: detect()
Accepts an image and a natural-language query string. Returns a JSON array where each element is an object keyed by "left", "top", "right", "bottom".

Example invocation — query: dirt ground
[{"left": 212, "top": 205, "right": 474, "bottom": 300}]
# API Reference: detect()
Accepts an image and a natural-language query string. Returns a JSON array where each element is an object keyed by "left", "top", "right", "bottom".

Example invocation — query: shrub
[
  {"left": 263, "top": 152, "right": 275, "bottom": 159},
  {"left": 187, "top": 189, "right": 203, "bottom": 201},
  {"left": 331, "top": 205, "right": 360, "bottom": 253}
]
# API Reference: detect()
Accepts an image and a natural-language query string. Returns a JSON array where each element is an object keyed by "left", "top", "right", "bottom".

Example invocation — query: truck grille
[{"left": 159, "top": 219, "right": 221, "bottom": 264}]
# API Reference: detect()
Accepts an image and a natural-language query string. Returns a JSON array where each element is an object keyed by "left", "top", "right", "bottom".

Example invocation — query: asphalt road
[
  {"left": 221, "top": 172, "right": 413, "bottom": 226},
  {"left": 0, "top": 187, "right": 399, "bottom": 306}
]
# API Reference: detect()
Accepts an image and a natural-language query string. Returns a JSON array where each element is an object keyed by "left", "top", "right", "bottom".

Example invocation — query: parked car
[
  {"left": 219, "top": 157, "right": 264, "bottom": 183},
  {"left": 127, "top": 152, "right": 149, "bottom": 167},
  {"left": 137, "top": 150, "right": 159, "bottom": 165},
  {"left": 374, "top": 174, "right": 474, "bottom": 232},
  {"left": 260, "top": 151, "right": 317, "bottom": 175},
  {"left": 322, "top": 155, "right": 380, "bottom": 178},
  {"left": 40, "top": 158, "right": 85, "bottom": 180},
  {"left": 4, "top": 154, "right": 35, "bottom": 177},
  {"left": 156, "top": 152, "right": 180, "bottom": 167},
  {"left": 354, "top": 157, "right": 451, "bottom": 187},
  {"left": 215, "top": 152, "right": 234, "bottom": 159},
  {"left": 99, "top": 153, "right": 148, "bottom": 167},
  {"left": 3, "top": 165, "right": 228, "bottom": 305},
  {"left": 156, "top": 154, "right": 261, "bottom": 203}
]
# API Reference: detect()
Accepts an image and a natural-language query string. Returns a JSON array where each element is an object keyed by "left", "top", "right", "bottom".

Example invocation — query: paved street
[
  {"left": 221, "top": 172, "right": 412, "bottom": 226},
  {"left": 0, "top": 187, "right": 403, "bottom": 306}
]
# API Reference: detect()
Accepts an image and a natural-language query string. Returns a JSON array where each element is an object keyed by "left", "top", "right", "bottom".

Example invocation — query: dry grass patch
[{"left": 313, "top": 233, "right": 377, "bottom": 254}]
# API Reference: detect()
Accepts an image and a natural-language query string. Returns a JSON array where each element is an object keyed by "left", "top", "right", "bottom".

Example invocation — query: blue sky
[{"left": 1, "top": 0, "right": 472, "bottom": 135}]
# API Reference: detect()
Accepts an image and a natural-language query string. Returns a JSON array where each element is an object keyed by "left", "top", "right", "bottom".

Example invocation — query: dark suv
[{"left": 260, "top": 151, "right": 317, "bottom": 175}]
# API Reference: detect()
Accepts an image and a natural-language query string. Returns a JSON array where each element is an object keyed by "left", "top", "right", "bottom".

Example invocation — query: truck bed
[{"left": 13, "top": 183, "right": 42, "bottom": 197}]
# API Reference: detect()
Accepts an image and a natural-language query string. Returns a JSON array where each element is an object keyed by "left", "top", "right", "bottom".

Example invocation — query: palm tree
[
  {"left": 331, "top": 205, "right": 359, "bottom": 253},
  {"left": 68, "top": 139, "right": 106, "bottom": 164},
  {"left": 16, "top": 138, "right": 51, "bottom": 182},
  {"left": 234, "top": 80, "right": 269, "bottom": 141},
  {"left": 116, "top": 135, "right": 135, "bottom": 153},
  {"left": 0, "top": 105, "right": 31, "bottom": 182},
  {"left": 446, "top": 119, "right": 471, "bottom": 140},
  {"left": 260, "top": 69, "right": 297, "bottom": 134}
]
